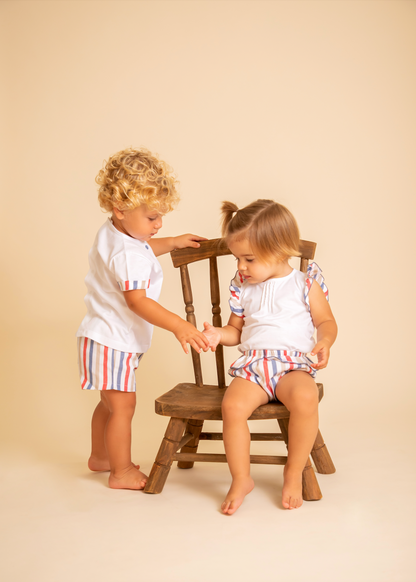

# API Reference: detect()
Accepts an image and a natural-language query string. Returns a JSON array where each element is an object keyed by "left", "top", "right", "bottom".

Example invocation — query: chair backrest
[{"left": 170, "top": 238, "right": 317, "bottom": 389}]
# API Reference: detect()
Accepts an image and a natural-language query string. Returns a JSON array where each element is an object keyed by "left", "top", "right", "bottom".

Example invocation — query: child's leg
[
  {"left": 221, "top": 378, "right": 269, "bottom": 515},
  {"left": 274, "top": 371, "right": 319, "bottom": 510},
  {"left": 100, "top": 390, "right": 147, "bottom": 490},
  {"left": 88, "top": 393, "right": 111, "bottom": 471}
]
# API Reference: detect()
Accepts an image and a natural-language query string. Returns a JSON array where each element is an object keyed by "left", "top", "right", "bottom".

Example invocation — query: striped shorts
[
  {"left": 77, "top": 337, "right": 143, "bottom": 392},
  {"left": 229, "top": 349, "right": 316, "bottom": 401}
]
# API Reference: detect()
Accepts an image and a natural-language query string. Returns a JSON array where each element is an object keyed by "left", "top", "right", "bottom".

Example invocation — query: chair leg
[
  {"left": 177, "top": 419, "right": 204, "bottom": 469},
  {"left": 277, "top": 418, "right": 322, "bottom": 501},
  {"left": 310, "top": 429, "right": 336, "bottom": 474},
  {"left": 144, "top": 417, "right": 187, "bottom": 494},
  {"left": 302, "top": 458, "right": 322, "bottom": 501}
]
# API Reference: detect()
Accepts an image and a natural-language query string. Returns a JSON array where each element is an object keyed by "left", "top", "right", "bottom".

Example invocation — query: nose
[
  {"left": 238, "top": 260, "right": 246, "bottom": 271},
  {"left": 155, "top": 216, "right": 163, "bottom": 230}
]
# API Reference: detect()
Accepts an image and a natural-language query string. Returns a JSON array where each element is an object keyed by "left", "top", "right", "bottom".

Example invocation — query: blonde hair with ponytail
[{"left": 221, "top": 199, "right": 300, "bottom": 263}]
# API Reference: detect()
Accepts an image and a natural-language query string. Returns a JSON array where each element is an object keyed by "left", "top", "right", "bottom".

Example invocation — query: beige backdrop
[{"left": 1, "top": 0, "right": 415, "bottom": 468}]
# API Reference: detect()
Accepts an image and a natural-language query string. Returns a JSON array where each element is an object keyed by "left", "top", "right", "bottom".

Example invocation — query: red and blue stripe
[
  {"left": 229, "top": 349, "right": 316, "bottom": 401},
  {"left": 118, "top": 279, "right": 150, "bottom": 291},
  {"left": 77, "top": 337, "right": 142, "bottom": 392}
]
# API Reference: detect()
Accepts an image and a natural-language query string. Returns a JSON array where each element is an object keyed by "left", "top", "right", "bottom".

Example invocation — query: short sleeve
[
  {"left": 229, "top": 271, "right": 245, "bottom": 318},
  {"left": 304, "top": 262, "right": 329, "bottom": 311},
  {"left": 111, "top": 252, "right": 153, "bottom": 292}
]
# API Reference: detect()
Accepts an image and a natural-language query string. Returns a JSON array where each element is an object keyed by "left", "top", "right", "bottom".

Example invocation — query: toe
[
  {"left": 221, "top": 501, "right": 231, "bottom": 514},
  {"left": 290, "top": 496, "right": 301, "bottom": 509},
  {"left": 227, "top": 502, "right": 237, "bottom": 515}
]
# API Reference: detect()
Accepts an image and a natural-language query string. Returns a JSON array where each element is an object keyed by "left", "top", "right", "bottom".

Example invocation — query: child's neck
[
  {"left": 265, "top": 259, "right": 292, "bottom": 280},
  {"left": 110, "top": 213, "right": 130, "bottom": 238}
]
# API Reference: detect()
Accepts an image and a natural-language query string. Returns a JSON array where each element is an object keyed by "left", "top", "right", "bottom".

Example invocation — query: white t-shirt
[
  {"left": 229, "top": 263, "right": 328, "bottom": 354},
  {"left": 76, "top": 218, "right": 163, "bottom": 353}
]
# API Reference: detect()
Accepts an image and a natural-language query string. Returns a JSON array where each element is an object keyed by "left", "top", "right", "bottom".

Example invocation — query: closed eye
[{"left": 234, "top": 256, "right": 255, "bottom": 263}]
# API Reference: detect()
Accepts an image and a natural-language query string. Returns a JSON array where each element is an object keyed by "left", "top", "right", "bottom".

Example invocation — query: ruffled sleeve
[
  {"left": 304, "top": 262, "right": 329, "bottom": 311},
  {"left": 229, "top": 271, "right": 245, "bottom": 318}
]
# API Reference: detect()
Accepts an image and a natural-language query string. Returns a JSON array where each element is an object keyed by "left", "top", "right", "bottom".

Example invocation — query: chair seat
[{"left": 155, "top": 382, "right": 323, "bottom": 421}]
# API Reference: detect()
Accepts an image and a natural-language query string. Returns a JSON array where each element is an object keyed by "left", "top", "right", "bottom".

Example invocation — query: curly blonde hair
[
  {"left": 221, "top": 199, "right": 300, "bottom": 263},
  {"left": 96, "top": 147, "right": 180, "bottom": 214}
]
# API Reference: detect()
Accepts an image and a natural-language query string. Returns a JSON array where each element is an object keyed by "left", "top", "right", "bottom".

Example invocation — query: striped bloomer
[
  {"left": 77, "top": 337, "right": 143, "bottom": 392},
  {"left": 229, "top": 349, "right": 316, "bottom": 401}
]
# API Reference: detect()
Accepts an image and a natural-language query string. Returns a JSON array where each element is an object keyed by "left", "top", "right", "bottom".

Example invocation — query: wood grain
[
  {"left": 199, "top": 432, "right": 284, "bottom": 441},
  {"left": 311, "top": 430, "right": 336, "bottom": 474},
  {"left": 155, "top": 382, "right": 323, "bottom": 420},
  {"left": 177, "top": 419, "right": 204, "bottom": 470},
  {"left": 174, "top": 453, "right": 288, "bottom": 465},
  {"left": 171, "top": 238, "right": 317, "bottom": 268}
]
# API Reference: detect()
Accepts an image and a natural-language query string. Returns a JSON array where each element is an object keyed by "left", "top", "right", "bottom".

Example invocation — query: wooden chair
[{"left": 144, "top": 239, "right": 335, "bottom": 499}]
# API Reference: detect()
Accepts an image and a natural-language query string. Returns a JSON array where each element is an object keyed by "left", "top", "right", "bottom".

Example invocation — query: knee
[
  {"left": 290, "top": 385, "right": 319, "bottom": 415},
  {"left": 222, "top": 397, "right": 248, "bottom": 421},
  {"left": 107, "top": 395, "right": 136, "bottom": 418},
  {"left": 119, "top": 400, "right": 136, "bottom": 419},
  {"left": 123, "top": 401, "right": 136, "bottom": 418}
]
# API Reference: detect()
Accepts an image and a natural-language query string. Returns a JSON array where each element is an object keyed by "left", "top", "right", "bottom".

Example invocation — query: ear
[{"left": 113, "top": 207, "right": 125, "bottom": 220}]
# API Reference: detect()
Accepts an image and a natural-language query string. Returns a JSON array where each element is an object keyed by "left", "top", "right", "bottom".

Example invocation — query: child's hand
[
  {"left": 173, "top": 234, "right": 208, "bottom": 250},
  {"left": 173, "top": 320, "right": 210, "bottom": 355},
  {"left": 202, "top": 322, "right": 222, "bottom": 352},
  {"left": 310, "top": 340, "right": 331, "bottom": 369}
]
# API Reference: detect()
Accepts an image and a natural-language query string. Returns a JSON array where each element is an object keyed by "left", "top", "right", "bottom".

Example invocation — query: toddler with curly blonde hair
[{"left": 77, "top": 147, "right": 208, "bottom": 490}]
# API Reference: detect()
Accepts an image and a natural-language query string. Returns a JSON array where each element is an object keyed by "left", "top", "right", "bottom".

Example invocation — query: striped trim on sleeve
[
  {"left": 117, "top": 279, "right": 150, "bottom": 291},
  {"left": 229, "top": 271, "right": 244, "bottom": 318},
  {"left": 304, "top": 262, "right": 329, "bottom": 312}
]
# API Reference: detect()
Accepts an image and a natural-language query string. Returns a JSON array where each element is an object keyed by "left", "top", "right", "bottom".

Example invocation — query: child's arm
[
  {"left": 202, "top": 313, "right": 244, "bottom": 352},
  {"left": 149, "top": 234, "right": 207, "bottom": 257},
  {"left": 124, "top": 289, "right": 209, "bottom": 354},
  {"left": 309, "top": 282, "right": 338, "bottom": 369}
]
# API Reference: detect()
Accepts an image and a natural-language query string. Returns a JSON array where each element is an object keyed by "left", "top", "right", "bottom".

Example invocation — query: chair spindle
[
  {"left": 209, "top": 256, "right": 226, "bottom": 389},
  {"left": 179, "top": 263, "right": 203, "bottom": 387}
]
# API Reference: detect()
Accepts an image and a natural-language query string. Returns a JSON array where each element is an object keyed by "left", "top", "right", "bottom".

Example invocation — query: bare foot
[
  {"left": 88, "top": 456, "right": 141, "bottom": 473},
  {"left": 221, "top": 476, "right": 254, "bottom": 515},
  {"left": 108, "top": 464, "right": 148, "bottom": 490},
  {"left": 282, "top": 465, "right": 303, "bottom": 509}
]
